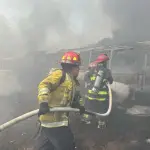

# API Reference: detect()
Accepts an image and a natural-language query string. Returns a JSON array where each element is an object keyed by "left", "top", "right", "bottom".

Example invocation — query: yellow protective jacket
[{"left": 38, "top": 68, "right": 79, "bottom": 128}]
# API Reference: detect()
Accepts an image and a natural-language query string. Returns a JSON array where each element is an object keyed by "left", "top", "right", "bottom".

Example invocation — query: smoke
[
  {"left": 0, "top": 0, "right": 112, "bottom": 54},
  {"left": 0, "top": 0, "right": 150, "bottom": 54},
  {"left": 103, "top": 0, "right": 150, "bottom": 44},
  {"left": 20, "top": 0, "right": 112, "bottom": 52},
  {"left": 99, "top": 0, "right": 150, "bottom": 73}
]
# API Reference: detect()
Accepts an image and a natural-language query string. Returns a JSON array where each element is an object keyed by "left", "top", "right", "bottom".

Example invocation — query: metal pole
[
  {"left": 88, "top": 50, "right": 93, "bottom": 64},
  {"left": 143, "top": 53, "right": 148, "bottom": 87}
]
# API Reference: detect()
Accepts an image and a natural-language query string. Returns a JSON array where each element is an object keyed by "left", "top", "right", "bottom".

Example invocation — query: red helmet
[
  {"left": 95, "top": 53, "right": 109, "bottom": 63},
  {"left": 60, "top": 51, "right": 81, "bottom": 65}
]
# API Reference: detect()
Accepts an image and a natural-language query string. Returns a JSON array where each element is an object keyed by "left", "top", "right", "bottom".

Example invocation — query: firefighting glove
[
  {"left": 79, "top": 106, "right": 85, "bottom": 115},
  {"left": 38, "top": 102, "right": 49, "bottom": 117},
  {"left": 71, "top": 102, "right": 85, "bottom": 115}
]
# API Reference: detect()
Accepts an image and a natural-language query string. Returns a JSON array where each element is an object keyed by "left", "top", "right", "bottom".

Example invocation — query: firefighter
[
  {"left": 82, "top": 53, "right": 113, "bottom": 129},
  {"left": 34, "top": 51, "right": 85, "bottom": 150}
]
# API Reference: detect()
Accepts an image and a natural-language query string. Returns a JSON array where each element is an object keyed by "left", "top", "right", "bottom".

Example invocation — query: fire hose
[{"left": 0, "top": 83, "right": 112, "bottom": 132}]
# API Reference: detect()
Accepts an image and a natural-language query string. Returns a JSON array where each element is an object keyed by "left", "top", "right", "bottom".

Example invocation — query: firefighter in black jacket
[{"left": 82, "top": 54, "right": 113, "bottom": 129}]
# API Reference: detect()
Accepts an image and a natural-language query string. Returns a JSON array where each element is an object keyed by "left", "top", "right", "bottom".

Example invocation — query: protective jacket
[
  {"left": 84, "top": 69, "right": 96, "bottom": 88},
  {"left": 38, "top": 68, "right": 81, "bottom": 128},
  {"left": 85, "top": 66, "right": 113, "bottom": 101}
]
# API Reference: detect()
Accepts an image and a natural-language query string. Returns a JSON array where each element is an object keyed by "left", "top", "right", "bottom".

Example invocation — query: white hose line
[
  {"left": 87, "top": 83, "right": 113, "bottom": 117},
  {"left": 0, "top": 107, "right": 79, "bottom": 132},
  {"left": 101, "top": 82, "right": 112, "bottom": 116},
  {"left": 0, "top": 83, "right": 112, "bottom": 132}
]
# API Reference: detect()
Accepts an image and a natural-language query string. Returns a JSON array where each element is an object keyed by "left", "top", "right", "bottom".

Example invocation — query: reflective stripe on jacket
[
  {"left": 86, "top": 73, "right": 109, "bottom": 101},
  {"left": 41, "top": 121, "right": 69, "bottom": 128},
  {"left": 38, "top": 68, "right": 78, "bottom": 128}
]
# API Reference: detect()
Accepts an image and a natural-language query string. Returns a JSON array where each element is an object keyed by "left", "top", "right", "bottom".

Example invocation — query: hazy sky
[
  {"left": 0, "top": 0, "right": 112, "bottom": 53},
  {"left": 1, "top": 0, "right": 150, "bottom": 55}
]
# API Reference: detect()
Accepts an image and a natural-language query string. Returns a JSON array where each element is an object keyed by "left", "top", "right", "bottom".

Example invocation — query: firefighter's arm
[
  {"left": 38, "top": 70, "right": 62, "bottom": 103},
  {"left": 71, "top": 91, "right": 85, "bottom": 114},
  {"left": 84, "top": 71, "right": 91, "bottom": 83},
  {"left": 38, "top": 70, "right": 62, "bottom": 115},
  {"left": 84, "top": 71, "right": 91, "bottom": 88}
]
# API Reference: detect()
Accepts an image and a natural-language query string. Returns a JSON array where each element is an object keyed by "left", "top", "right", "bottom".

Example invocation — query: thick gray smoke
[
  {"left": 100, "top": 0, "right": 150, "bottom": 73},
  {"left": 0, "top": 0, "right": 112, "bottom": 129},
  {"left": 1, "top": 0, "right": 150, "bottom": 54},
  {"left": 0, "top": 0, "right": 112, "bottom": 54},
  {"left": 103, "top": 0, "right": 150, "bottom": 44}
]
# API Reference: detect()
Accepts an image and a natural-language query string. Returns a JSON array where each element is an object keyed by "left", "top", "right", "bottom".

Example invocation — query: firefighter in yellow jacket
[{"left": 34, "top": 51, "right": 85, "bottom": 150}]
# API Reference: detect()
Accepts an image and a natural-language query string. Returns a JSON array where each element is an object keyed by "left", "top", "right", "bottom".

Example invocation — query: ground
[{"left": 0, "top": 86, "right": 150, "bottom": 149}]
